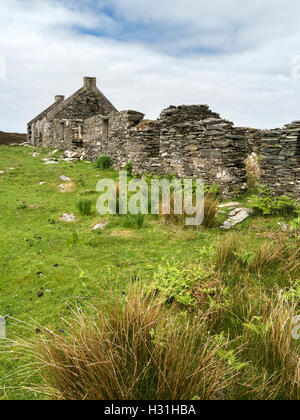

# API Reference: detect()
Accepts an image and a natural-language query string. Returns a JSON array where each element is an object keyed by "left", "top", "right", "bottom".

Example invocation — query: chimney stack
[
  {"left": 84, "top": 77, "right": 97, "bottom": 89},
  {"left": 55, "top": 95, "right": 65, "bottom": 103}
]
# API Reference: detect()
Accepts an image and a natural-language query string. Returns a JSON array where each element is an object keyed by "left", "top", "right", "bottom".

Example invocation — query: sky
[{"left": 1, "top": 0, "right": 300, "bottom": 132}]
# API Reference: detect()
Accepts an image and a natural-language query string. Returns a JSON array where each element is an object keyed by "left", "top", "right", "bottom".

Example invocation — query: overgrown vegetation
[
  {"left": 123, "top": 161, "right": 133, "bottom": 176},
  {"left": 249, "top": 186, "right": 298, "bottom": 217},
  {"left": 0, "top": 145, "right": 299, "bottom": 400},
  {"left": 15, "top": 287, "right": 239, "bottom": 400},
  {"left": 120, "top": 213, "right": 145, "bottom": 230}
]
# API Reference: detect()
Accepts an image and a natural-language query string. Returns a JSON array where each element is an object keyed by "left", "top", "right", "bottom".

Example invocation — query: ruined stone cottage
[
  {"left": 28, "top": 77, "right": 299, "bottom": 199},
  {"left": 27, "top": 77, "right": 117, "bottom": 150}
]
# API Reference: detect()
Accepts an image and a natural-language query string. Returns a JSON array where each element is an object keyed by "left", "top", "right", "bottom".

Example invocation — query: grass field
[{"left": 0, "top": 145, "right": 299, "bottom": 400}]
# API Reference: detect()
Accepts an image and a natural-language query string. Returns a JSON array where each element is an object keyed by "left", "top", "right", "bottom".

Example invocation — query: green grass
[
  {"left": 0, "top": 145, "right": 299, "bottom": 400},
  {"left": 95, "top": 155, "right": 111, "bottom": 170},
  {"left": 76, "top": 198, "right": 92, "bottom": 216}
]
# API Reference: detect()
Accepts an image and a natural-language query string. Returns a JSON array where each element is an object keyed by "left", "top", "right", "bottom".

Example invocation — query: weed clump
[
  {"left": 20, "top": 286, "right": 237, "bottom": 400},
  {"left": 203, "top": 195, "right": 219, "bottom": 228},
  {"left": 121, "top": 213, "right": 145, "bottom": 229},
  {"left": 77, "top": 198, "right": 92, "bottom": 216},
  {"left": 249, "top": 186, "right": 298, "bottom": 217},
  {"left": 95, "top": 155, "right": 111, "bottom": 170}
]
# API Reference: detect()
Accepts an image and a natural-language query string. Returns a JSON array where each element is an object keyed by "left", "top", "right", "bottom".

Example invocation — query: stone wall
[
  {"left": 83, "top": 110, "right": 156, "bottom": 167},
  {"left": 30, "top": 117, "right": 85, "bottom": 150},
  {"left": 28, "top": 92, "right": 299, "bottom": 200},
  {"left": 259, "top": 122, "right": 300, "bottom": 199},
  {"left": 156, "top": 106, "right": 250, "bottom": 196},
  {"left": 48, "top": 90, "right": 111, "bottom": 121},
  {"left": 83, "top": 105, "right": 252, "bottom": 197},
  {"left": 82, "top": 105, "right": 300, "bottom": 199}
]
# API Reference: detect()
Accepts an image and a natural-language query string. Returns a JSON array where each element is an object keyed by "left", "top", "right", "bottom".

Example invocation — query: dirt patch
[
  {"left": 110, "top": 230, "right": 134, "bottom": 238},
  {"left": 28, "top": 205, "right": 41, "bottom": 210},
  {"left": 58, "top": 182, "right": 76, "bottom": 193}
]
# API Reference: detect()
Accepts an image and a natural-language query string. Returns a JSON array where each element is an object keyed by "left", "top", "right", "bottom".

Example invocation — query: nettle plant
[
  {"left": 204, "top": 183, "right": 222, "bottom": 198},
  {"left": 151, "top": 259, "right": 205, "bottom": 307},
  {"left": 290, "top": 209, "right": 300, "bottom": 230},
  {"left": 249, "top": 185, "right": 298, "bottom": 217}
]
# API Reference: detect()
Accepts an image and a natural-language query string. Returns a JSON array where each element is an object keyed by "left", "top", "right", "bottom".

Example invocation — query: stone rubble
[
  {"left": 58, "top": 183, "right": 75, "bottom": 193},
  {"left": 60, "top": 213, "right": 76, "bottom": 223}
]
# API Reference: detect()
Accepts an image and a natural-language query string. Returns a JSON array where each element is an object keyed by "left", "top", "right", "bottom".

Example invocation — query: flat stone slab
[
  {"left": 218, "top": 202, "right": 240, "bottom": 209},
  {"left": 60, "top": 175, "right": 71, "bottom": 182},
  {"left": 0, "top": 171, "right": 4, "bottom": 175},
  {"left": 92, "top": 222, "right": 108, "bottom": 230},
  {"left": 221, "top": 208, "right": 253, "bottom": 229},
  {"left": 44, "top": 161, "right": 58, "bottom": 165}
]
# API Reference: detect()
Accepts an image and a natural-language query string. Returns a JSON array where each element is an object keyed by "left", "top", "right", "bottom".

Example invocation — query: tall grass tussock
[
  {"left": 95, "top": 155, "right": 111, "bottom": 170},
  {"left": 18, "top": 287, "right": 237, "bottom": 400},
  {"left": 76, "top": 198, "right": 92, "bottom": 216}
]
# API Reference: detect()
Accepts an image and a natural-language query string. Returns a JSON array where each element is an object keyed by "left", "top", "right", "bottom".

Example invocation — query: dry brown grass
[
  {"left": 16, "top": 287, "right": 237, "bottom": 400},
  {"left": 11, "top": 278, "right": 300, "bottom": 400},
  {"left": 214, "top": 232, "right": 300, "bottom": 278},
  {"left": 249, "top": 234, "right": 300, "bottom": 276},
  {"left": 159, "top": 193, "right": 185, "bottom": 226},
  {"left": 240, "top": 293, "right": 300, "bottom": 400},
  {"left": 203, "top": 195, "right": 219, "bottom": 228},
  {"left": 159, "top": 193, "right": 218, "bottom": 228},
  {"left": 215, "top": 232, "right": 240, "bottom": 268}
]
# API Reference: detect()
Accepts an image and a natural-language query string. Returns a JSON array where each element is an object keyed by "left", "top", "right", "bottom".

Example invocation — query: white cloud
[{"left": 0, "top": 0, "right": 300, "bottom": 132}]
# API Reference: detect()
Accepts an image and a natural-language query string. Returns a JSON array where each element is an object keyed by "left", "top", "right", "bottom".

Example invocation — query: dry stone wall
[
  {"left": 28, "top": 92, "right": 299, "bottom": 200},
  {"left": 83, "top": 106, "right": 299, "bottom": 200},
  {"left": 83, "top": 105, "right": 253, "bottom": 197},
  {"left": 259, "top": 122, "right": 300, "bottom": 199},
  {"left": 156, "top": 106, "right": 250, "bottom": 197}
]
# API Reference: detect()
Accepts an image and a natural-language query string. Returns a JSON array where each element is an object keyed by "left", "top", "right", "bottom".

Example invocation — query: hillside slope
[{"left": 0, "top": 131, "right": 26, "bottom": 145}]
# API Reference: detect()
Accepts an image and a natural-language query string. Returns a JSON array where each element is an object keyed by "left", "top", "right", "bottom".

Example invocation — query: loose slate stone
[
  {"left": 221, "top": 208, "right": 253, "bottom": 230},
  {"left": 218, "top": 202, "right": 240, "bottom": 209},
  {"left": 60, "top": 175, "right": 71, "bottom": 182},
  {"left": 44, "top": 161, "right": 58, "bottom": 165},
  {"left": 92, "top": 222, "right": 108, "bottom": 230}
]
